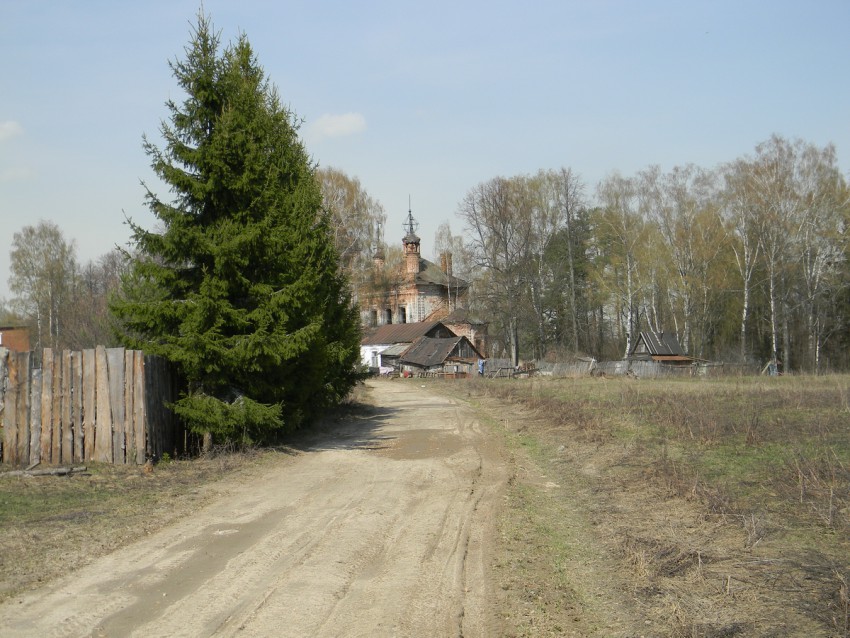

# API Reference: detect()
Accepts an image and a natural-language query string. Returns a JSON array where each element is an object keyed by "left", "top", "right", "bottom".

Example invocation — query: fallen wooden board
[{"left": 0, "top": 466, "right": 88, "bottom": 478}]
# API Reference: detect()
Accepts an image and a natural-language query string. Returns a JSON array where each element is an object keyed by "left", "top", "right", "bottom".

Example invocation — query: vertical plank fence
[{"left": 0, "top": 347, "right": 180, "bottom": 467}]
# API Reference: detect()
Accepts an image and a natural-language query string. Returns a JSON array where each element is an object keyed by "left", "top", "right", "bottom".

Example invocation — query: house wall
[
  {"left": 0, "top": 326, "right": 30, "bottom": 352},
  {"left": 360, "top": 344, "right": 388, "bottom": 368},
  {"left": 443, "top": 321, "right": 488, "bottom": 357}
]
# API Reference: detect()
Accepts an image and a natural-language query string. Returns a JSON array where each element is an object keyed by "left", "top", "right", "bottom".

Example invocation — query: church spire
[
  {"left": 403, "top": 197, "right": 419, "bottom": 240},
  {"left": 402, "top": 198, "right": 421, "bottom": 279}
]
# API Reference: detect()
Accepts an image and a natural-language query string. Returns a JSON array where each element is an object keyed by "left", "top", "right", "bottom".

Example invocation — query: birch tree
[
  {"left": 594, "top": 174, "right": 646, "bottom": 358},
  {"left": 9, "top": 220, "right": 78, "bottom": 351}
]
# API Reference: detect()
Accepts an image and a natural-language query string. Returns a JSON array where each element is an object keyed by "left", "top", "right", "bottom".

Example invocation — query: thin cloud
[
  {"left": 0, "top": 121, "right": 24, "bottom": 142},
  {"left": 311, "top": 113, "right": 366, "bottom": 139},
  {"left": 0, "top": 167, "right": 34, "bottom": 183}
]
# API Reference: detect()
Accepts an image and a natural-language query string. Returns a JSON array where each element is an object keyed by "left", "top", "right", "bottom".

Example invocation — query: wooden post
[
  {"left": 61, "top": 350, "right": 73, "bottom": 464},
  {"left": 51, "top": 351, "right": 61, "bottom": 464},
  {"left": 123, "top": 350, "right": 135, "bottom": 464},
  {"left": 72, "top": 351, "right": 83, "bottom": 463},
  {"left": 107, "top": 348, "right": 125, "bottom": 464},
  {"left": 95, "top": 346, "right": 113, "bottom": 463},
  {"left": 144, "top": 355, "right": 158, "bottom": 460},
  {"left": 82, "top": 349, "right": 96, "bottom": 462},
  {"left": 133, "top": 351, "right": 146, "bottom": 464},
  {"left": 16, "top": 351, "right": 32, "bottom": 466},
  {"left": 29, "top": 368, "right": 42, "bottom": 465},
  {"left": 40, "top": 348, "right": 54, "bottom": 464},
  {"left": 3, "top": 350, "right": 20, "bottom": 465}
]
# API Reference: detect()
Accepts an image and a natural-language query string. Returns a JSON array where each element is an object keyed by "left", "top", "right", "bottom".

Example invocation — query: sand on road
[{"left": 0, "top": 380, "right": 508, "bottom": 638}]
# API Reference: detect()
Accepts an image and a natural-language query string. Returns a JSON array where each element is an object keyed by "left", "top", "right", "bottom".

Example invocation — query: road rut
[{"left": 1, "top": 380, "right": 507, "bottom": 637}]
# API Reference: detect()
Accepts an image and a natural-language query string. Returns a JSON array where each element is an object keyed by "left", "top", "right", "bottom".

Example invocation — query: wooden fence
[{"left": 0, "top": 347, "right": 180, "bottom": 467}]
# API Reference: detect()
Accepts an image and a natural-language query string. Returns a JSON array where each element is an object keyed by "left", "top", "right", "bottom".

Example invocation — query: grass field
[{"left": 443, "top": 373, "right": 850, "bottom": 636}]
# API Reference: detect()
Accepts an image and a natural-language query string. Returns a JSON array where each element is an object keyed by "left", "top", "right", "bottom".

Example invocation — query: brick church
[{"left": 359, "top": 209, "right": 488, "bottom": 356}]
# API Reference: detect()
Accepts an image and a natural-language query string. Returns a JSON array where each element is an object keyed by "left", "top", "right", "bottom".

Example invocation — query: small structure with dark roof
[
  {"left": 628, "top": 330, "right": 695, "bottom": 366},
  {"left": 360, "top": 320, "right": 455, "bottom": 371},
  {"left": 440, "top": 307, "right": 488, "bottom": 357},
  {"left": 399, "top": 335, "right": 483, "bottom": 378}
]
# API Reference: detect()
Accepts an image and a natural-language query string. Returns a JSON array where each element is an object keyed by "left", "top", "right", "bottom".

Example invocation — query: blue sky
[{"left": 2, "top": 0, "right": 848, "bottom": 301}]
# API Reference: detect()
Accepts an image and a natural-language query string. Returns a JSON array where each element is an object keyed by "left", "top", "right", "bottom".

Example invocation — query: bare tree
[
  {"left": 793, "top": 142, "right": 850, "bottom": 371},
  {"left": 551, "top": 168, "right": 587, "bottom": 353},
  {"left": 643, "top": 164, "right": 726, "bottom": 357},
  {"left": 434, "top": 221, "right": 475, "bottom": 311},
  {"left": 720, "top": 158, "right": 763, "bottom": 362},
  {"left": 594, "top": 173, "right": 646, "bottom": 358},
  {"left": 317, "top": 166, "right": 386, "bottom": 275},
  {"left": 9, "top": 220, "right": 78, "bottom": 351},
  {"left": 459, "top": 176, "right": 535, "bottom": 365}
]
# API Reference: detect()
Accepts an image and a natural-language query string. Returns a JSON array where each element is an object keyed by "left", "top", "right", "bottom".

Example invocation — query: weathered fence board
[
  {"left": 29, "top": 369, "right": 41, "bottom": 464},
  {"left": 0, "top": 347, "right": 179, "bottom": 467},
  {"left": 72, "top": 352, "right": 83, "bottom": 463},
  {"left": 133, "top": 350, "right": 145, "bottom": 464},
  {"left": 95, "top": 346, "right": 112, "bottom": 463},
  {"left": 40, "top": 348, "right": 53, "bottom": 463},
  {"left": 82, "top": 349, "right": 96, "bottom": 462}
]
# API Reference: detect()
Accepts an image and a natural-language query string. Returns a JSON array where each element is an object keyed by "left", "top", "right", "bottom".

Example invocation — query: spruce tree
[{"left": 111, "top": 13, "right": 363, "bottom": 444}]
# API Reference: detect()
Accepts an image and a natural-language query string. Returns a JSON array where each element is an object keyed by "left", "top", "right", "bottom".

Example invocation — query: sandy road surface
[{"left": 1, "top": 380, "right": 507, "bottom": 637}]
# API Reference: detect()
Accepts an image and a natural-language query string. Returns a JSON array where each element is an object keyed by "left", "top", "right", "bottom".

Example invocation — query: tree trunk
[{"left": 740, "top": 281, "right": 749, "bottom": 362}]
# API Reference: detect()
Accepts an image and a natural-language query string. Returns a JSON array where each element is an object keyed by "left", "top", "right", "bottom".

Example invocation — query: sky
[{"left": 2, "top": 0, "right": 849, "bottom": 302}]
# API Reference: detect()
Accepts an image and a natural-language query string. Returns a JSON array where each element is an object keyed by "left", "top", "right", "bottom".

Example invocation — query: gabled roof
[
  {"left": 360, "top": 320, "right": 453, "bottom": 346},
  {"left": 630, "top": 330, "right": 685, "bottom": 357},
  {"left": 441, "top": 307, "right": 487, "bottom": 325},
  {"left": 415, "top": 258, "right": 469, "bottom": 290},
  {"left": 377, "top": 343, "right": 409, "bottom": 358},
  {"left": 400, "top": 335, "right": 481, "bottom": 368}
]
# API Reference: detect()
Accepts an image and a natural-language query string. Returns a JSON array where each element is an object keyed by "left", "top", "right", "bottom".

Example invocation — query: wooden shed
[
  {"left": 628, "top": 330, "right": 695, "bottom": 366},
  {"left": 399, "top": 335, "right": 483, "bottom": 377},
  {"left": 360, "top": 320, "right": 455, "bottom": 371}
]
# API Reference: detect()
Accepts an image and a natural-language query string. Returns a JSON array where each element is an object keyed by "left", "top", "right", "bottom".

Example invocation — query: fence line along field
[{"left": 0, "top": 347, "right": 179, "bottom": 467}]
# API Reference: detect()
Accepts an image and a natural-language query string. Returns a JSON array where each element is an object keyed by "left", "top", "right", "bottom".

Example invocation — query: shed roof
[
  {"left": 400, "top": 336, "right": 466, "bottom": 368},
  {"left": 378, "top": 343, "right": 409, "bottom": 358},
  {"left": 360, "top": 320, "right": 452, "bottom": 346},
  {"left": 631, "top": 331, "right": 685, "bottom": 357}
]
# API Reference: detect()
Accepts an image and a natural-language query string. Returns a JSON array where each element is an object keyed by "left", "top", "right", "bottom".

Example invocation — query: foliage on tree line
[
  {"left": 455, "top": 143, "right": 850, "bottom": 372},
  {"left": 6, "top": 221, "right": 126, "bottom": 354},
  {"left": 6, "top": 19, "right": 850, "bottom": 386}
]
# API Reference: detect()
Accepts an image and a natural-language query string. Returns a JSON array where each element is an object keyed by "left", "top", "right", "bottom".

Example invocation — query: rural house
[
  {"left": 398, "top": 335, "right": 483, "bottom": 378},
  {"left": 360, "top": 320, "right": 456, "bottom": 371},
  {"left": 441, "top": 307, "right": 489, "bottom": 360}
]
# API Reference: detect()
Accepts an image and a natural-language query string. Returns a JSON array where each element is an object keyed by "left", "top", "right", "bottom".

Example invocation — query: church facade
[{"left": 360, "top": 210, "right": 469, "bottom": 327}]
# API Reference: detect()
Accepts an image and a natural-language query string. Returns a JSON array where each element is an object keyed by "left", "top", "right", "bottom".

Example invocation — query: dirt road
[{"left": 1, "top": 380, "right": 508, "bottom": 637}]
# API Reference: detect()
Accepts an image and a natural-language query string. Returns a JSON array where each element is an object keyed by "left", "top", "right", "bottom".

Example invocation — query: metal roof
[
  {"left": 360, "top": 320, "right": 453, "bottom": 346},
  {"left": 631, "top": 331, "right": 685, "bottom": 356},
  {"left": 378, "top": 344, "right": 410, "bottom": 358},
  {"left": 400, "top": 336, "right": 465, "bottom": 368}
]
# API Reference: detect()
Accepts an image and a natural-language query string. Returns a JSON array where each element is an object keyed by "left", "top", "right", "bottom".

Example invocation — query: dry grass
[{"left": 441, "top": 373, "right": 850, "bottom": 637}]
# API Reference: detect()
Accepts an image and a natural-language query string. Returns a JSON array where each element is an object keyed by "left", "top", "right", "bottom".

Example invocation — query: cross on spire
[{"left": 403, "top": 197, "right": 419, "bottom": 238}]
